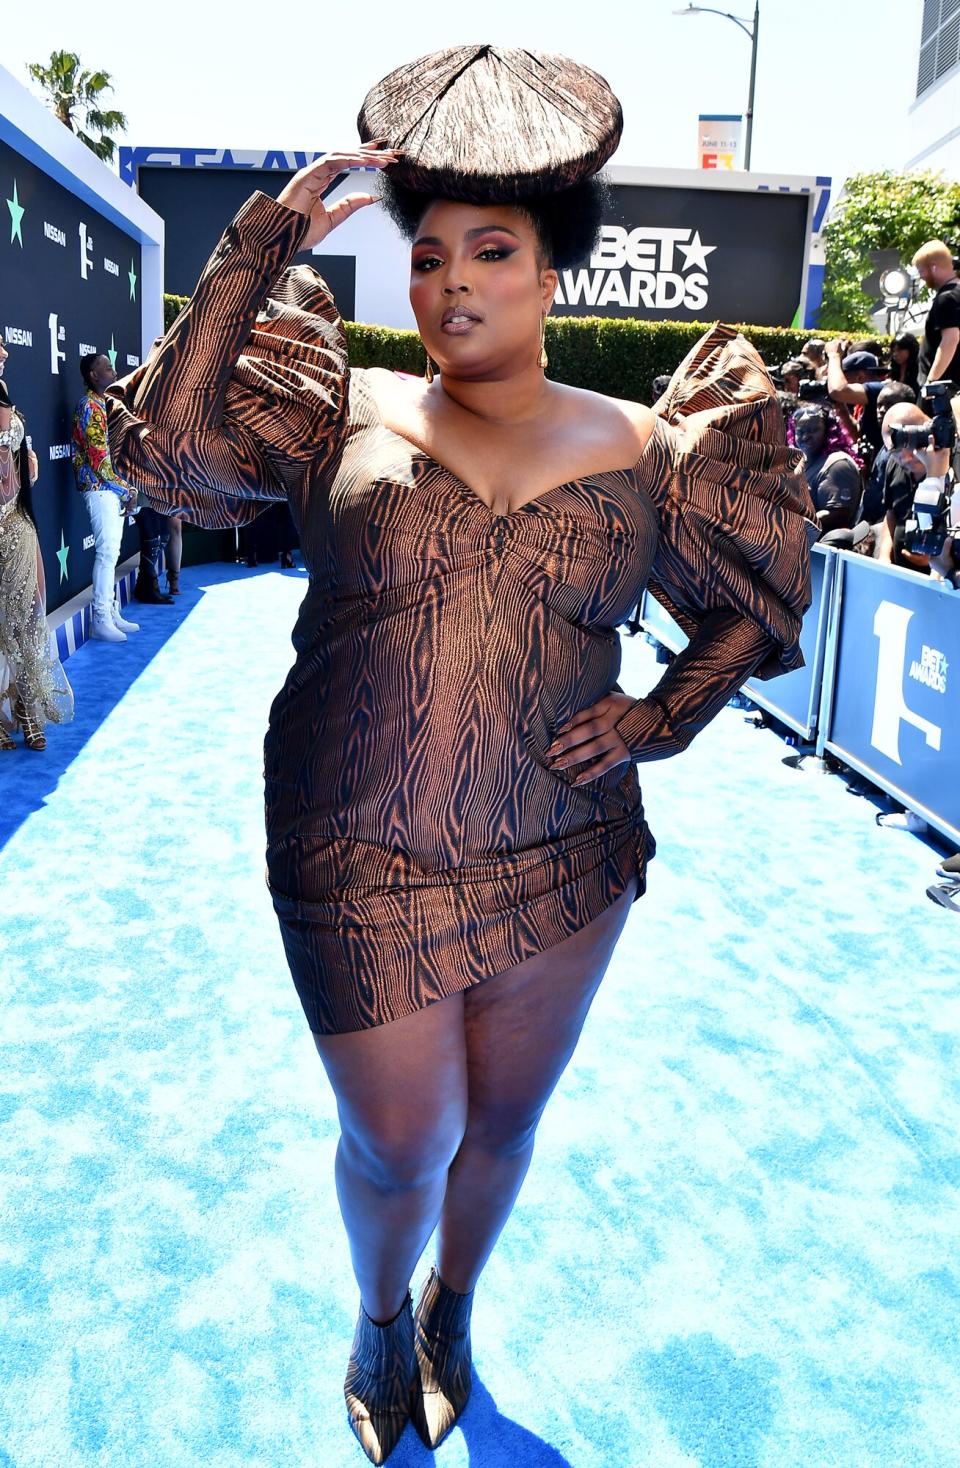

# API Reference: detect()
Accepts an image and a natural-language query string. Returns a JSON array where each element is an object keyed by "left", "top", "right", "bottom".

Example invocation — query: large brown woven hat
[{"left": 357, "top": 45, "right": 622, "bottom": 202}]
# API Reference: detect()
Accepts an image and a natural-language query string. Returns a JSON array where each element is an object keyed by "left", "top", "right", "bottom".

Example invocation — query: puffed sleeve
[
  {"left": 615, "top": 324, "right": 818, "bottom": 762},
  {"left": 105, "top": 191, "right": 350, "bottom": 529}
]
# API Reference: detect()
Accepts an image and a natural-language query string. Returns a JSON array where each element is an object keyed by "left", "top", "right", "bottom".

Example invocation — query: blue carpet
[{"left": 2, "top": 563, "right": 958, "bottom": 1468}]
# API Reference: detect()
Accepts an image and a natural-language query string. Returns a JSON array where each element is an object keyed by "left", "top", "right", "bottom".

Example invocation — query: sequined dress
[{"left": 0, "top": 386, "right": 74, "bottom": 737}]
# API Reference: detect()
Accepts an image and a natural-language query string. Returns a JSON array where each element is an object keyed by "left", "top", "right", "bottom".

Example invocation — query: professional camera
[
  {"left": 887, "top": 379, "right": 957, "bottom": 453},
  {"left": 903, "top": 480, "right": 954, "bottom": 558},
  {"left": 886, "top": 381, "right": 957, "bottom": 558},
  {"left": 797, "top": 379, "right": 830, "bottom": 404}
]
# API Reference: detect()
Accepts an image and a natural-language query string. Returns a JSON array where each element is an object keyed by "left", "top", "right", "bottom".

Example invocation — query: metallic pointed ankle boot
[
  {"left": 344, "top": 1293, "right": 415, "bottom": 1465},
  {"left": 411, "top": 1267, "right": 475, "bottom": 1448}
]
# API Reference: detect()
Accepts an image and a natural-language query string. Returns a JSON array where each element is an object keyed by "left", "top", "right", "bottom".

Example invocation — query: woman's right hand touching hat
[{"left": 277, "top": 143, "right": 401, "bottom": 249}]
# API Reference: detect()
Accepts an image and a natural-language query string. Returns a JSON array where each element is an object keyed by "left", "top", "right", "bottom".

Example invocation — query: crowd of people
[
  {"left": 770, "top": 238, "right": 960, "bottom": 593},
  {"left": 774, "top": 331, "right": 958, "bottom": 581}
]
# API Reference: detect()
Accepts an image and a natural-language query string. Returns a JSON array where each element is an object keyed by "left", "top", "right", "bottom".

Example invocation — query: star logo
[
  {"left": 676, "top": 231, "right": 717, "bottom": 273},
  {"left": 107, "top": 334, "right": 117, "bottom": 371},
  {"left": 128, "top": 259, "right": 137, "bottom": 300},
  {"left": 6, "top": 179, "right": 25, "bottom": 246},
  {"left": 56, "top": 531, "right": 70, "bottom": 583}
]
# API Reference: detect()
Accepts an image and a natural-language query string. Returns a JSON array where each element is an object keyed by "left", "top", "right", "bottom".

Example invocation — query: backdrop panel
[
  {"left": 553, "top": 183, "right": 810, "bottom": 326},
  {"left": 823, "top": 555, "right": 960, "bottom": 846},
  {"left": 2, "top": 139, "right": 143, "bottom": 610},
  {"left": 122, "top": 148, "right": 825, "bottom": 331},
  {"left": 136, "top": 164, "right": 356, "bottom": 315}
]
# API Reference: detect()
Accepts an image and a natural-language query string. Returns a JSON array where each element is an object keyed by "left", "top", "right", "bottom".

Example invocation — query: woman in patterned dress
[
  {"left": 0, "top": 343, "right": 73, "bottom": 750},
  {"left": 105, "top": 57, "right": 815, "bottom": 1461}
]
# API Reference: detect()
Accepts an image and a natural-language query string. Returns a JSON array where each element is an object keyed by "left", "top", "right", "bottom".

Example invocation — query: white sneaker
[
  {"left": 876, "top": 810, "right": 928, "bottom": 834},
  {"left": 113, "top": 604, "right": 140, "bottom": 633},
  {"left": 91, "top": 614, "right": 127, "bottom": 643}
]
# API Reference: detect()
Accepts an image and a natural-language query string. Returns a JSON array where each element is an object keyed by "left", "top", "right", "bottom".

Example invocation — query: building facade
[{"left": 907, "top": 0, "right": 960, "bottom": 175}]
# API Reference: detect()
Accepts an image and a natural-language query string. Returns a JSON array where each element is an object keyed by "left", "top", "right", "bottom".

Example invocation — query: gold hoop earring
[
  {"left": 538, "top": 317, "right": 549, "bottom": 370},
  {"left": 424, "top": 353, "right": 435, "bottom": 384}
]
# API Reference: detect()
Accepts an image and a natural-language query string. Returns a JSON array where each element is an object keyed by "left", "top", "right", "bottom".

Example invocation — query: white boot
[
  {"left": 113, "top": 600, "right": 139, "bottom": 634},
  {"left": 91, "top": 611, "right": 127, "bottom": 643}
]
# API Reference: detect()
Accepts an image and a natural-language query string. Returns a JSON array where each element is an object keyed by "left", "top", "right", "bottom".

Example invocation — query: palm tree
[{"left": 27, "top": 50, "right": 127, "bottom": 163}]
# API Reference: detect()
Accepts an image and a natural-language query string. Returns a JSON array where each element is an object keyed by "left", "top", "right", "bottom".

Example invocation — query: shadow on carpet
[{"left": 382, "top": 1377, "right": 575, "bottom": 1466}]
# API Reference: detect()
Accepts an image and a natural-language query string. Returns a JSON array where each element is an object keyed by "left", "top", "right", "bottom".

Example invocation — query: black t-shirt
[
  {"left": 806, "top": 450, "right": 861, "bottom": 529},
  {"left": 858, "top": 380, "right": 887, "bottom": 454},
  {"left": 860, "top": 445, "right": 889, "bottom": 523},
  {"left": 920, "top": 279, "right": 960, "bottom": 383},
  {"left": 882, "top": 456, "right": 919, "bottom": 525}
]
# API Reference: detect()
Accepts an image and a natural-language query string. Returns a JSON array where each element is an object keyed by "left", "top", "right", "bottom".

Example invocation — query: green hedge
[{"left": 163, "top": 292, "right": 889, "bottom": 405}]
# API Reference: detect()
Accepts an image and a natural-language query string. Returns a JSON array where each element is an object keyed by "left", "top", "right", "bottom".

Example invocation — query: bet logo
[
  {"left": 48, "top": 313, "right": 66, "bottom": 375},
  {"left": 79, "top": 222, "right": 94, "bottom": 280}
]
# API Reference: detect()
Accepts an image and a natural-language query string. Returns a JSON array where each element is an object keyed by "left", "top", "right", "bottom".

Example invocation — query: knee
[
  {"left": 341, "top": 1116, "right": 465, "bottom": 1194},
  {"left": 461, "top": 1103, "right": 542, "bottom": 1160}
]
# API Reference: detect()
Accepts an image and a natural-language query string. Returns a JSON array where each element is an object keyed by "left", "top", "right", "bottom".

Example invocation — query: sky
[{"left": 6, "top": 0, "right": 919, "bottom": 201}]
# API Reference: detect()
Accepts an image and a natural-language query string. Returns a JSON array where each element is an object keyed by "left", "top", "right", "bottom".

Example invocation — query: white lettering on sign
[
  {"left": 79, "top": 342, "right": 97, "bottom": 357},
  {"left": 83, "top": 533, "right": 96, "bottom": 550},
  {"left": 79, "top": 222, "right": 94, "bottom": 280},
  {"left": 44, "top": 221, "right": 67, "bottom": 247},
  {"left": 49, "top": 443, "right": 71, "bottom": 460},
  {"left": 871, "top": 602, "right": 942, "bottom": 765},
  {"left": 4, "top": 326, "right": 32, "bottom": 347},
  {"left": 555, "top": 226, "right": 717, "bottom": 314},
  {"left": 48, "top": 313, "right": 66, "bottom": 374},
  {"left": 104, "top": 258, "right": 119, "bottom": 276},
  {"left": 126, "top": 354, "right": 140, "bottom": 367},
  {"left": 909, "top": 644, "right": 948, "bottom": 693}
]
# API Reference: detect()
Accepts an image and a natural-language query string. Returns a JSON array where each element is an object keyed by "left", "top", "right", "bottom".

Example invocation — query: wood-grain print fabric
[{"left": 106, "top": 192, "right": 815, "bottom": 1034}]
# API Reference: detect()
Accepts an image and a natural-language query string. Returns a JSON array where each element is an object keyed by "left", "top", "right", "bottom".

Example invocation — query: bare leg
[
  {"left": 437, "top": 877, "right": 637, "bottom": 1293},
  {"left": 313, "top": 994, "right": 469, "bottom": 1322},
  {"left": 167, "top": 516, "right": 182, "bottom": 576}
]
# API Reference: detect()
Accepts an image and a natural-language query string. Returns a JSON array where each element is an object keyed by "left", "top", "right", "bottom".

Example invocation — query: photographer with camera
[
  {"left": 779, "top": 358, "right": 812, "bottom": 396},
  {"left": 882, "top": 384, "right": 960, "bottom": 586},
  {"left": 825, "top": 340, "right": 890, "bottom": 465},
  {"left": 857, "top": 382, "right": 918, "bottom": 526},
  {"left": 800, "top": 339, "right": 828, "bottom": 380}
]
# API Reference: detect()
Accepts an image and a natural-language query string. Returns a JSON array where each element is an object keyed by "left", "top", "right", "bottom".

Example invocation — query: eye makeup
[{"left": 412, "top": 228, "right": 521, "bottom": 271}]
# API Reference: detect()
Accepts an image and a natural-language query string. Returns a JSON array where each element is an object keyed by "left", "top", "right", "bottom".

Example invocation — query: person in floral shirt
[{"left": 72, "top": 353, "right": 140, "bottom": 642}]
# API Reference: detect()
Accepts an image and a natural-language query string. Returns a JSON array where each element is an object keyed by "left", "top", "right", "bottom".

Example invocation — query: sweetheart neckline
[{"left": 377, "top": 421, "right": 661, "bottom": 521}]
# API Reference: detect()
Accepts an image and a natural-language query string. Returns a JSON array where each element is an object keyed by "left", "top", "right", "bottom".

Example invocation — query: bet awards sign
[
  {"left": 556, "top": 226, "right": 715, "bottom": 313},
  {"left": 824, "top": 558, "right": 960, "bottom": 845},
  {"left": 553, "top": 182, "right": 808, "bottom": 327},
  {"left": 871, "top": 601, "right": 946, "bottom": 765},
  {"left": 1, "top": 138, "right": 142, "bottom": 610}
]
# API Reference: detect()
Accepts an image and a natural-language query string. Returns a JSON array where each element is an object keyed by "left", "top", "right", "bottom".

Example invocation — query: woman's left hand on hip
[{"left": 544, "top": 692, "right": 636, "bottom": 784}]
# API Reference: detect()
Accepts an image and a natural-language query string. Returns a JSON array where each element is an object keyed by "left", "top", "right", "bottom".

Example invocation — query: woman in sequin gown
[{"left": 0, "top": 345, "right": 73, "bottom": 750}]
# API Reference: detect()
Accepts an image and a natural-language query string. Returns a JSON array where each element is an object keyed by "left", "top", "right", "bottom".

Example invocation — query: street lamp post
[{"left": 673, "top": 2, "right": 760, "bottom": 170}]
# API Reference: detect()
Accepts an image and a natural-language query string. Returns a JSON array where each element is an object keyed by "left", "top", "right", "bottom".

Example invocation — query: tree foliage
[
  {"left": 27, "top": 50, "right": 127, "bottom": 162},
  {"left": 820, "top": 170, "right": 960, "bottom": 331}
]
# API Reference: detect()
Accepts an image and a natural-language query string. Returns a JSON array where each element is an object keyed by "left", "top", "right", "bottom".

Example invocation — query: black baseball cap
[{"left": 842, "top": 350, "right": 886, "bottom": 376}]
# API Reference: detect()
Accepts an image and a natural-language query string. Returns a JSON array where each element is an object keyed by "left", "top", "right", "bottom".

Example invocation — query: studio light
[{"left": 879, "top": 266, "right": 911, "bottom": 300}]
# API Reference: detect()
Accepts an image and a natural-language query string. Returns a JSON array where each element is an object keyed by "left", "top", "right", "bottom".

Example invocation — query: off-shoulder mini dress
[{"left": 106, "top": 192, "right": 815, "bottom": 1035}]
